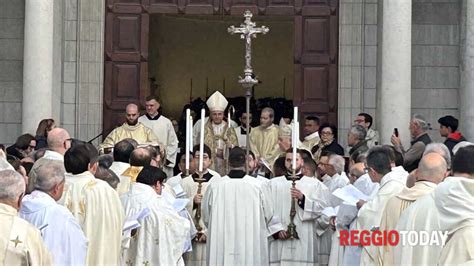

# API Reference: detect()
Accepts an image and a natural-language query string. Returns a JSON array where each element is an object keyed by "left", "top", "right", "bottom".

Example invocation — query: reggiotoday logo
[{"left": 339, "top": 230, "right": 449, "bottom": 246}]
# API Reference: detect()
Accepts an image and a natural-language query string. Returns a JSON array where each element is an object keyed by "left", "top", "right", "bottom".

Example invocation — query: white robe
[
  {"left": 436, "top": 177, "right": 474, "bottom": 264},
  {"left": 20, "top": 191, "right": 87, "bottom": 266},
  {"left": 42, "top": 150, "right": 64, "bottom": 161},
  {"left": 0, "top": 203, "right": 52, "bottom": 265},
  {"left": 138, "top": 114, "right": 179, "bottom": 177},
  {"left": 121, "top": 182, "right": 190, "bottom": 265},
  {"left": 60, "top": 171, "right": 124, "bottom": 266},
  {"left": 180, "top": 171, "right": 221, "bottom": 266},
  {"left": 356, "top": 172, "right": 405, "bottom": 265},
  {"left": 393, "top": 178, "right": 469, "bottom": 266},
  {"left": 235, "top": 126, "right": 251, "bottom": 148},
  {"left": 202, "top": 175, "right": 274, "bottom": 265},
  {"left": 331, "top": 174, "right": 378, "bottom": 266},
  {"left": 302, "top": 131, "right": 320, "bottom": 151},
  {"left": 110, "top": 161, "right": 132, "bottom": 195},
  {"left": 323, "top": 172, "right": 350, "bottom": 193},
  {"left": 377, "top": 181, "right": 437, "bottom": 265},
  {"left": 269, "top": 176, "right": 330, "bottom": 265},
  {"left": 243, "top": 175, "right": 281, "bottom": 236}
]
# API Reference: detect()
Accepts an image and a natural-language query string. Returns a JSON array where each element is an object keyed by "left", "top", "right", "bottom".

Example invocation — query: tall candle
[
  {"left": 199, "top": 109, "right": 205, "bottom": 172},
  {"left": 189, "top": 116, "right": 193, "bottom": 151},
  {"left": 292, "top": 106, "right": 298, "bottom": 170},
  {"left": 185, "top": 109, "right": 190, "bottom": 171},
  {"left": 227, "top": 111, "right": 231, "bottom": 128}
]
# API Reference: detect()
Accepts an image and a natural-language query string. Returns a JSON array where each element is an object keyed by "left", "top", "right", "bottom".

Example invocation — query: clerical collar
[
  {"left": 146, "top": 113, "right": 161, "bottom": 120},
  {"left": 240, "top": 126, "right": 251, "bottom": 135},
  {"left": 285, "top": 171, "right": 303, "bottom": 180},
  {"left": 192, "top": 172, "right": 213, "bottom": 182},
  {"left": 228, "top": 170, "right": 246, "bottom": 178}
]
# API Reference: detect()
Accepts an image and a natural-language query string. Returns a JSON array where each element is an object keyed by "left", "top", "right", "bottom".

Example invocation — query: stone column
[
  {"left": 22, "top": 0, "right": 54, "bottom": 134},
  {"left": 460, "top": 0, "right": 474, "bottom": 141},
  {"left": 376, "top": 0, "right": 412, "bottom": 145}
]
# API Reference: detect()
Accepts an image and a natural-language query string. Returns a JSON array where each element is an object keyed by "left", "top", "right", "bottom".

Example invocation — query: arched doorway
[{"left": 103, "top": 0, "right": 339, "bottom": 137}]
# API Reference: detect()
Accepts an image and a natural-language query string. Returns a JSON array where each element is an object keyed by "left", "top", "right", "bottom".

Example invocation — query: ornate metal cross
[
  {"left": 228, "top": 10, "right": 269, "bottom": 88},
  {"left": 227, "top": 10, "right": 269, "bottom": 174}
]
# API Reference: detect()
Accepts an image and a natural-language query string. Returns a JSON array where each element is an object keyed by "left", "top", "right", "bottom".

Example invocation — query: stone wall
[
  {"left": 411, "top": 0, "right": 460, "bottom": 142},
  {"left": 338, "top": 0, "right": 378, "bottom": 148},
  {"left": 337, "top": 0, "right": 461, "bottom": 148},
  {"left": 62, "top": 0, "right": 104, "bottom": 146},
  {"left": 0, "top": 0, "right": 24, "bottom": 144},
  {"left": 0, "top": 0, "right": 104, "bottom": 146}
]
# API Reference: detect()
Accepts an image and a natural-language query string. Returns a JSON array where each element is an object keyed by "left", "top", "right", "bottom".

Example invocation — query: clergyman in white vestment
[
  {"left": 60, "top": 143, "right": 124, "bottom": 265},
  {"left": 0, "top": 170, "right": 53, "bottom": 265},
  {"left": 329, "top": 163, "right": 378, "bottom": 266},
  {"left": 203, "top": 147, "right": 276, "bottom": 265},
  {"left": 269, "top": 152, "right": 330, "bottom": 265},
  {"left": 396, "top": 145, "right": 474, "bottom": 265},
  {"left": 122, "top": 166, "right": 191, "bottom": 265},
  {"left": 355, "top": 147, "right": 405, "bottom": 266},
  {"left": 377, "top": 153, "right": 446, "bottom": 265},
  {"left": 139, "top": 96, "right": 179, "bottom": 178},
  {"left": 182, "top": 145, "right": 221, "bottom": 266},
  {"left": 20, "top": 160, "right": 87, "bottom": 265}
]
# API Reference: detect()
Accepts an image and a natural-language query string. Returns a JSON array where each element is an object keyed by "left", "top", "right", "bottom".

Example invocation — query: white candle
[
  {"left": 227, "top": 111, "right": 231, "bottom": 128},
  {"left": 189, "top": 116, "right": 193, "bottom": 151},
  {"left": 185, "top": 109, "right": 190, "bottom": 171},
  {"left": 199, "top": 109, "right": 205, "bottom": 172},
  {"left": 292, "top": 106, "right": 298, "bottom": 170}
]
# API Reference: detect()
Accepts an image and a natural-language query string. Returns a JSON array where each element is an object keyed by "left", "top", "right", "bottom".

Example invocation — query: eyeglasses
[{"left": 320, "top": 131, "right": 333, "bottom": 136}]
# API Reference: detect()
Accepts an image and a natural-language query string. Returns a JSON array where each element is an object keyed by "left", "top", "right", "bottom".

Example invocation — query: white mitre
[
  {"left": 206, "top": 91, "right": 228, "bottom": 112},
  {"left": 278, "top": 124, "right": 292, "bottom": 137}
]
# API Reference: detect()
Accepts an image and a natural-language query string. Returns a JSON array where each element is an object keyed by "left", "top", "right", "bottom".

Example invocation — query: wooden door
[
  {"left": 293, "top": 0, "right": 338, "bottom": 125},
  {"left": 104, "top": 0, "right": 338, "bottom": 138},
  {"left": 104, "top": 0, "right": 150, "bottom": 133}
]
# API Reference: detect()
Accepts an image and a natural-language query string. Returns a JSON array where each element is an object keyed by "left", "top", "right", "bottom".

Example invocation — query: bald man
[
  {"left": 377, "top": 153, "right": 448, "bottom": 264},
  {"left": 28, "top": 127, "right": 72, "bottom": 193},
  {"left": 100, "top": 104, "right": 159, "bottom": 150},
  {"left": 44, "top": 127, "right": 72, "bottom": 160}
]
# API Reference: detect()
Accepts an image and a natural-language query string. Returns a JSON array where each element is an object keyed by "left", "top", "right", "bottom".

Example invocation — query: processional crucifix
[{"left": 228, "top": 10, "right": 269, "bottom": 174}]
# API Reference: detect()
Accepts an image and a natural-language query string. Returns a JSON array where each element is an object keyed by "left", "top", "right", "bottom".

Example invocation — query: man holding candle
[
  {"left": 181, "top": 144, "right": 221, "bottom": 266},
  {"left": 202, "top": 91, "right": 238, "bottom": 175},
  {"left": 268, "top": 148, "right": 330, "bottom": 265}
]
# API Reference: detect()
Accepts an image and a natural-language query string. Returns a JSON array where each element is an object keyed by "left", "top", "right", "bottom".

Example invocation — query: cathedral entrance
[
  {"left": 148, "top": 14, "right": 294, "bottom": 120},
  {"left": 104, "top": 0, "right": 339, "bottom": 137}
]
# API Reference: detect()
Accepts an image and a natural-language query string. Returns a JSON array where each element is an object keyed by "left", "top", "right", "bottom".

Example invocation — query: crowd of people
[{"left": 0, "top": 90, "right": 473, "bottom": 265}]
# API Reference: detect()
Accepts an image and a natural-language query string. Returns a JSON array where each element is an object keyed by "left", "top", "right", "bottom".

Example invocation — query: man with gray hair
[
  {"left": 405, "top": 143, "right": 451, "bottom": 188},
  {"left": 423, "top": 143, "right": 451, "bottom": 169},
  {"left": 348, "top": 124, "right": 369, "bottom": 159},
  {"left": 20, "top": 160, "right": 87, "bottom": 265},
  {"left": 322, "top": 154, "right": 349, "bottom": 192},
  {"left": 0, "top": 170, "right": 52, "bottom": 265},
  {"left": 391, "top": 114, "right": 432, "bottom": 172}
]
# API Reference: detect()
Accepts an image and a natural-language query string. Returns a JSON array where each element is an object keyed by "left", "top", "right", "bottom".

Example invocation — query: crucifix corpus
[{"left": 228, "top": 10, "right": 269, "bottom": 174}]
